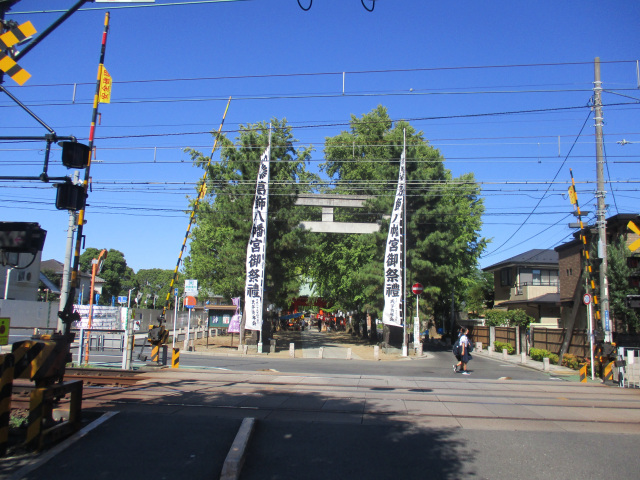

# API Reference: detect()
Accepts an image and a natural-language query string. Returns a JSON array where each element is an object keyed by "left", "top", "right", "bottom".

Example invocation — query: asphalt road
[
  {"left": 8, "top": 345, "right": 640, "bottom": 480},
  {"left": 178, "top": 348, "right": 560, "bottom": 382}
]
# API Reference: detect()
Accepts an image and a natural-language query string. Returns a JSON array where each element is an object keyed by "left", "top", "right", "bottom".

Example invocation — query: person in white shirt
[{"left": 454, "top": 327, "right": 472, "bottom": 375}]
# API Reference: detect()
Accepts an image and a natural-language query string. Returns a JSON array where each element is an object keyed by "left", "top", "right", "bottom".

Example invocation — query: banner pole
[{"left": 402, "top": 128, "right": 408, "bottom": 357}]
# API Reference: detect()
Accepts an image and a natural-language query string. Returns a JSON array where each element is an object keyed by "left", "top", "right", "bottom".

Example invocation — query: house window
[
  {"left": 17, "top": 271, "right": 32, "bottom": 283},
  {"left": 500, "top": 268, "right": 512, "bottom": 286},
  {"left": 532, "top": 269, "right": 542, "bottom": 285}
]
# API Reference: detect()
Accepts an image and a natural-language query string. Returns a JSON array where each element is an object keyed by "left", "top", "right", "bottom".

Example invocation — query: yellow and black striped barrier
[
  {"left": 603, "top": 361, "right": 615, "bottom": 383},
  {"left": 150, "top": 345, "right": 160, "bottom": 363},
  {"left": 579, "top": 363, "right": 588, "bottom": 383},
  {"left": 26, "top": 380, "right": 83, "bottom": 449},
  {"left": 0, "top": 354, "right": 15, "bottom": 455},
  {"left": 172, "top": 348, "right": 180, "bottom": 369},
  {"left": 12, "top": 338, "right": 69, "bottom": 383}
]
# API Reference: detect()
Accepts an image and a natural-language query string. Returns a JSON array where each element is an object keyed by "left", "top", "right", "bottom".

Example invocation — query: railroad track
[
  {"left": 9, "top": 368, "right": 150, "bottom": 409},
  {"left": 63, "top": 367, "right": 149, "bottom": 386}
]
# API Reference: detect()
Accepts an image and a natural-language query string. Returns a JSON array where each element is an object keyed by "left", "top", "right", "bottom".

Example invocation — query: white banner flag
[
  {"left": 244, "top": 146, "right": 271, "bottom": 331},
  {"left": 382, "top": 151, "right": 406, "bottom": 327}
]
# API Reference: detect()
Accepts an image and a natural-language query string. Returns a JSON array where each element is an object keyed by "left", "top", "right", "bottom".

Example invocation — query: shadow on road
[{"left": 14, "top": 377, "right": 476, "bottom": 480}]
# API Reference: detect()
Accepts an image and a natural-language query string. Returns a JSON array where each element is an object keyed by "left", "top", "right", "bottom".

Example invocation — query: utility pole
[
  {"left": 593, "top": 57, "right": 611, "bottom": 342},
  {"left": 58, "top": 171, "right": 79, "bottom": 332}
]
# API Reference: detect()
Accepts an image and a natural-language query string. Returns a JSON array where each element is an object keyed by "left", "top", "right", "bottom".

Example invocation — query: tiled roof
[{"left": 482, "top": 249, "right": 558, "bottom": 272}]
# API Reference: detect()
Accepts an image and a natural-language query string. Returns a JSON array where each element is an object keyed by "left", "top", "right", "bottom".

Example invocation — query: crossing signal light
[
  {"left": 55, "top": 181, "right": 86, "bottom": 211},
  {"left": 0, "top": 222, "right": 46, "bottom": 254},
  {"left": 60, "top": 142, "right": 90, "bottom": 169}
]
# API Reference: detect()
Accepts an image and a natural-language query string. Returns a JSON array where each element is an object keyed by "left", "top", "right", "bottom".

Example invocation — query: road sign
[
  {"left": 0, "top": 21, "right": 36, "bottom": 85},
  {"left": 184, "top": 296, "right": 196, "bottom": 309},
  {"left": 628, "top": 221, "right": 640, "bottom": 252},
  {"left": 412, "top": 283, "right": 424, "bottom": 295},
  {"left": 0, "top": 317, "right": 9, "bottom": 345},
  {"left": 174, "top": 287, "right": 179, "bottom": 297},
  {"left": 185, "top": 279, "right": 198, "bottom": 296},
  {"left": 583, "top": 293, "right": 591, "bottom": 305},
  {"left": 117, "top": 296, "right": 127, "bottom": 304}
]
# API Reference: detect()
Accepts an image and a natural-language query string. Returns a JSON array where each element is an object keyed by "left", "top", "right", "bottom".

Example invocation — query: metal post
[
  {"left": 172, "top": 290, "right": 178, "bottom": 349},
  {"left": 594, "top": 57, "right": 611, "bottom": 343},
  {"left": 122, "top": 306, "right": 131, "bottom": 370},
  {"left": 588, "top": 299, "right": 595, "bottom": 381},
  {"left": 402, "top": 128, "right": 408, "bottom": 357},
  {"left": 414, "top": 293, "right": 420, "bottom": 352},
  {"left": 3, "top": 268, "right": 12, "bottom": 300},
  {"left": 186, "top": 307, "right": 191, "bottom": 348}
]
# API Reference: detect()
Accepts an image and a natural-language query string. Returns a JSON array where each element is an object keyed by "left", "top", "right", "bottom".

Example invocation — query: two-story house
[
  {"left": 482, "top": 249, "right": 561, "bottom": 326},
  {"left": 40, "top": 259, "right": 105, "bottom": 304},
  {"left": 555, "top": 213, "right": 640, "bottom": 332}
]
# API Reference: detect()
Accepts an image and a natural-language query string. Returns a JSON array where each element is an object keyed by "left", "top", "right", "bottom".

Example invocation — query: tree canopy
[
  {"left": 79, "top": 248, "right": 136, "bottom": 305},
  {"left": 183, "top": 119, "right": 318, "bottom": 308},
  {"left": 182, "top": 107, "right": 487, "bottom": 330},
  {"left": 309, "top": 106, "right": 487, "bottom": 323}
]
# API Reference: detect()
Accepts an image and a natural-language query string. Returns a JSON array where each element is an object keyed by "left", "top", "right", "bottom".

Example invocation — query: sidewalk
[
  {"left": 470, "top": 346, "right": 594, "bottom": 382},
  {"left": 188, "top": 329, "right": 416, "bottom": 362}
]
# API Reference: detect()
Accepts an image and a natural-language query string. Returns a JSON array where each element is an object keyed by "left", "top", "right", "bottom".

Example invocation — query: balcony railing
[{"left": 511, "top": 282, "right": 559, "bottom": 300}]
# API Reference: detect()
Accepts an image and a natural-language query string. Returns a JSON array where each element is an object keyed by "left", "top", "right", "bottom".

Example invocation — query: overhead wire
[{"left": 481, "top": 108, "right": 593, "bottom": 258}]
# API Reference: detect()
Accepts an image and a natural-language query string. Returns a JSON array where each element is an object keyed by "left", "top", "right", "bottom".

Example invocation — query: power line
[
  {"left": 11, "top": 0, "right": 255, "bottom": 15},
  {"left": 482, "top": 109, "right": 593, "bottom": 257}
]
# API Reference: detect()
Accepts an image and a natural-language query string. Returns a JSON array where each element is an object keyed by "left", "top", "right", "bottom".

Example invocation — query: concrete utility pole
[
  {"left": 593, "top": 57, "right": 611, "bottom": 342},
  {"left": 58, "top": 171, "right": 79, "bottom": 331}
]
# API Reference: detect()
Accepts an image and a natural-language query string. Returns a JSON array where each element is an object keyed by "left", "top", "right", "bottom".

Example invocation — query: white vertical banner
[
  {"left": 244, "top": 146, "right": 271, "bottom": 331},
  {"left": 382, "top": 151, "right": 406, "bottom": 327}
]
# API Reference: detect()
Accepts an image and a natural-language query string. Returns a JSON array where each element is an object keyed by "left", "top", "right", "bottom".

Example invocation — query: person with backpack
[{"left": 453, "top": 327, "right": 472, "bottom": 375}]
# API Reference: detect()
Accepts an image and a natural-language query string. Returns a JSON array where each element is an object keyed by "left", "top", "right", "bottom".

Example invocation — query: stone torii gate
[{"left": 295, "top": 194, "right": 380, "bottom": 234}]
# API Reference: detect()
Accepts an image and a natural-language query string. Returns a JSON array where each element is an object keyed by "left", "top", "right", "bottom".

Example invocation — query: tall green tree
[
  {"left": 608, "top": 235, "right": 639, "bottom": 332},
  {"left": 310, "top": 106, "right": 487, "bottom": 328},
  {"left": 183, "top": 119, "right": 318, "bottom": 308},
  {"left": 79, "top": 248, "right": 137, "bottom": 305}
]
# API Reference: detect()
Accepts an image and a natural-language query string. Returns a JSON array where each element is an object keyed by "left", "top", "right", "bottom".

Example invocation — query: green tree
[
  {"left": 608, "top": 235, "right": 639, "bottom": 332},
  {"left": 183, "top": 119, "right": 318, "bottom": 309},
  {"left": 79, "top": 248, "right": 137, "bottom": 305},
  {"left": 464, "top": 269, "right": 494, "bottom": 316},
  {"left": 310, "top": 106, "right": 487, "bottom": 331},
  {"left": 135, "top": 269, "right": 177, "bottom": 309}
]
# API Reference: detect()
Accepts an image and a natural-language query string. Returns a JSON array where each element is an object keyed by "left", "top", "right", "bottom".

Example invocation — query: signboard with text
[{"left": 184, "top": 279, "right": 198, "bottom": 296}]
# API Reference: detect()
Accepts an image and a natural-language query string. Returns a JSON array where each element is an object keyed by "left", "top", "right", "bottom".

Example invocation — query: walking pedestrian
[
  {"left": 453, "top": 327, "right": 472, "bottom": 374},
  {"left": 455, "top": 327, "right": 472, "bottom": 375}
]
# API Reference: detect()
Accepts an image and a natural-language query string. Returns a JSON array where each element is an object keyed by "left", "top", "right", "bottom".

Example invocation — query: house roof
[
  {"left": 41, "top": 259, "right": 105, "bottom": 283},
  {"left": 482, "top": 249, "right": 558, "bottom": 272},
  {"left": 39, "top": 272, "right": 60, "bottom": 294}
]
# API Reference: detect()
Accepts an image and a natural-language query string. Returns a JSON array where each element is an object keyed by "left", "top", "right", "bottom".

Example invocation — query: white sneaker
[
  {"left": 452, "top": 365, "right": 458, "bottom": 373},
  {"left": 461, "top": 371, "right": 470, "bottom": 375}
]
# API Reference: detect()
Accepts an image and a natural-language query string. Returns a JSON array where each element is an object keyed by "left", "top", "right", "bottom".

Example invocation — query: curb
[
  {"left": 471, "top": 350, "right": 579, "bottom": 377},
  {"left": 219, "top": 417, "right": 256, "bottom": 480}
]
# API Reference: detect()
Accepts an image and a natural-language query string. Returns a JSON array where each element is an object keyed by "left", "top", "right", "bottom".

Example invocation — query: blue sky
[{"left": 1, "top": 0, "right": 639, "bottom": 274}]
